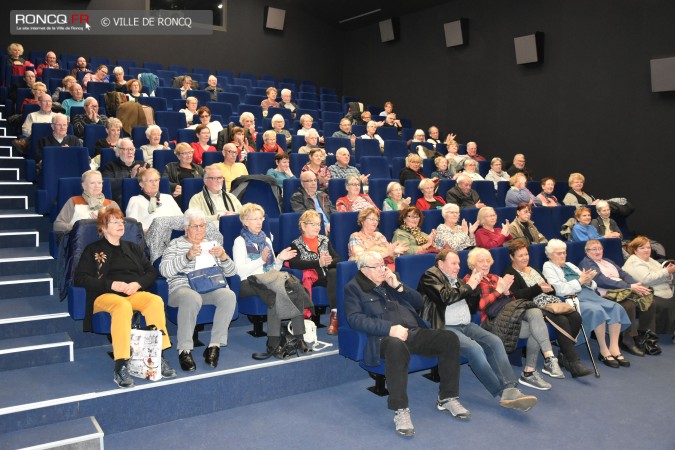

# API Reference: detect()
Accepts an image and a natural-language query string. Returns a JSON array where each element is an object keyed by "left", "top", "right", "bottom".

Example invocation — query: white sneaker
[
  {"left": 518, "top": 371, "right": 552, "bottom": 391},
  {"left": 394, "top": 408, "right": 414, "bottom": 436},
  {"left": 437, "top": 396, "right": 471, "bottom": 419}
]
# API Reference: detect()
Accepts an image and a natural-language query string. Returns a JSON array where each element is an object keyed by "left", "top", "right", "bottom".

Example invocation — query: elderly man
[
  {"left": 61, "top": 83, "right": 85, "bottom": 116},
  {"left": 380, "top": 112, "right": 403, "bottom": 131},
  {"left": 70, "top": 56, "right": 91, "bottom": 78},
  {"left": 213, "top": 143, "right": 249, "bottom": 192},
  {"left": 290, "top": 171, "right": 336, "bottom": 233},
  {"left": 22, "top": 93, "right": 55, "bottom": 138},
  {"left": 419, "top": 249, "right": 540, "bottom": 412},
  {"left": 9, "top": 69, "right": 36, "bottom": 102},
  {"left": 332, "top": 118, "right": 357, "bottom": 149},
  {"left": 278, "top": 88, "right": 298, "bottom": 120},
  {"left": 188, "top": 165, "right": 242, "bottom": 221},
  {"left": 35, "top": 51, "right": 60, "bottom": 77},
  {"left": 465, "top": 141, "right": 487, "bottom": 162},
  {"left": 204, "top": 75, "right": 224, "bottom": 101},
  {"left": 506, "top": 153, "right": 533, "bottom": 180},
  {"left": 427, "top": 126, "right": 442, "bottom": 148},
  {"left": 445, "top": 175, "right": 485, "bottom": 209},
  {"left": 35, "top": 113, "right": 82, "bottom": 164},
  {"left": 101, "top": 138, "right": 149, "bottom": 204},
  {"left": 328, "top": 147, "right": 369, "bottom": 185},
  {"left": 345, "top": 251, "right": 468, "bottom": 436},
  {"left": 72, "top": 97, "right": 109, "bottom": 139}
]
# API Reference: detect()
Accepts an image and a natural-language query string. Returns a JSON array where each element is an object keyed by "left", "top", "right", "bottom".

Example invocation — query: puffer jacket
[{"left": 481, "top": 299, "right": 534, "bottom": 353}]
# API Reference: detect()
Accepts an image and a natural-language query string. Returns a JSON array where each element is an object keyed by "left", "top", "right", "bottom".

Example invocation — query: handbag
[
  {"left": 187, "top": 266, "right": 227, "bottom": 294},
  {"left": 541, "top": 302, "right": 575, "bottom": 314},
  {"left": 485, "top": 296, "right": 511, "bottom": 319},
  {"left": 128, "top": 318, "right": 163, "bottom": 381}
]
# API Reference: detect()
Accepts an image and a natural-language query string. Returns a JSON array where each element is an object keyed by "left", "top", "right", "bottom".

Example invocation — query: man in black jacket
[
  {"left": 418, "top": 249, "right": 539, "bottom": 410},
  {"left": 290, "top": 172, "right": 336, "bottom": 233},
  {"left": 100, "top": 138, "right": 148, "bottom": 204},
  {"left": 35, "top": 113, "right": 83, "bottom": 164},
  {"left": 344, "top": 251, "right": 468, "bottom": 437},
  {"left": 445, "top": 175, "right": 485, "bottom": 209}
]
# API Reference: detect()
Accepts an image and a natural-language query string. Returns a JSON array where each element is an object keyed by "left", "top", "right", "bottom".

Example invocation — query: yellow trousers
[{"left": 93, "top": 291, "right": 171, "bottom": 360}]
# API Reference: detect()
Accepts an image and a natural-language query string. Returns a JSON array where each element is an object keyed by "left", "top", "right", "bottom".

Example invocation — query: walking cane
[{"left": 567, "top": 296, "right": 600, "bottom": 378}]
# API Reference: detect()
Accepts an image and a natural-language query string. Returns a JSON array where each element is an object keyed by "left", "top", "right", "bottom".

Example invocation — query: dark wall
[
  {"left": 343, "top": 0, "right": 675, "bottom": 254},
  {"left": 1, "top": 0, "right": 343, "bottom": 89}
]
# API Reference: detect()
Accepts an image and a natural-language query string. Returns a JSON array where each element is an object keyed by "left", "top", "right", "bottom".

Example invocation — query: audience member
[
  {"left": 291, "top": 171, "right": 336, "bottom": 232},
  {"left": 505, "top": 173, "right": 541, "bottom": 207},
  {"left": 94, "top": 118, "right": 124, "bottom": 161},
  {"left": 61, "top": 83, "right": 85, "bottom": 116},
  {"left": 111, "top": 67, "right": 126, "bottom": 90},
  {"left": 70, "top": 56, "right": 91, "bottom": 78},
  {"left": 271, "top": 114, "right": 292, "bottom": 147},
  {"left": 332, "top": 118, "right": 357, "bottom": 149},
  {"left": 126, "top": 168, "right": 183, "bottom": 231},
  {"left": 9, "top": 69, "right": 35, "bottom": 102},
  {"left": 336, "top": 175, "right": 378, "bottom": 212},
  {"left": 260, "top": 130, "right": 284, "bottom": 154},
  {"left": 434, "top": 203, "right": 478, "bottom": 251},
  {"left": 427, "top": 126, "right": 441, "bottom": 148},
  {"left": 179, "top": 76, "right": 193, "bottom": 99},
  {"left": 35, "top": 113, "right": 82, "bottom": 164},
  {"left": 571, "top": 206, "right": 603, "bottom": 242},
  {"left": 591, "top": 201, "right": 622, "bottom": 239},
  {"left": 139, "top": 124, "right": 170, "bottom": 165},
  {"left": 416, "top": 178, "right": 446, "bottom": 211},
  {"left": 485, "top": 157, "right": 510, "bottom": 189},
  {"left": 328, "top": 147, "right": 368, "bottom": 184},
  {"left": 188, "top": 106, "right": 223, "bottom": 145},
  {"left": 382, "top": 182, "right": 411, "bottom": 212},
  {"left": 261, "top": 87, "right": 279, "bottom": 116},
  {"left": 278, "top": 89, "right": 298, "bottom": 119},
  {"left": 301, "top": 148, "right": 331, "bottom": 189},
  {"left": 348, "top": 208, "right": 407, "bottom": 267},
  {"left": 507, "top": 153, "right": 533, "bottom": 179},
  {"left": 101, "top": 138, "right": 149, "bottom": 204},
  {"left": 475, "top": 206, "right": 512, "bottom": 249},
  {"left": 190, "top": 124, "right": 216, "bottom": 165},
  {"left": 536, "top": 177, "right": 561, "bottom": 207},
  {"left": 213, "top": 143, "right": 249, "bottom": 192},
  {"left": 297, "top": 129, "right": 321, "bottom": 154},
  {"left": 163, "top": 142, "right": 204, "bottom": 204},
  {"left": 21, "top": 93, "right": 55, "bottom": 138},
  {"left": 51, "top": 75, "right": 76, "bottom": 104},
  {"left": 379, "top": 101, "right": 394, "bottom": 117},
  {"left": 53, "top": 170, "right": 120, "bottom": 232},
  {"left": 445, "top": 175, "right": 485, "bottom": 209},
  {"left": 82, "top": 65, "right": 109, "bottom": 90},
  {"left": 266, "top": 152, "right": 294, "bottom": 190},
  {"left": 205, "top": 75, "right": 224, "bottom": 101},
  {"left": 457, "top": 159, "right": 484, "bottom": 181},
  {"left": 230, "top": 126, "right": 255, "bottom": 162},
  {"left": 72, "top": 97, "right": 108, "bottom": 139},
  {"left": 35, "top": 51, "right": 60, "bottom": 77},
  {"left": 188, "top": 165, "right": 241, "bottom": 221},
  {"left": 180, "top": 96, "right": 199, "bottom": 126},
  {"left": 509, "top": 203, "right": 548, "bottom": 245},
  {"left": 430, "top": 156, "right": 455, "bottom": 180},
  {"left": 361, "top": 120, "right": 385, "bottom": 151},
  {"left": 393, "top": 206, "right": 437, "bottom": 255},
  {"left": 399, "top": 153, "right": 425, "bottom": 185},
  {"left": 465, "top": 141, "right": 486, "bottom": 162},
  {"left": 125, "top": 79, "right": 147, "bottom": 103}
]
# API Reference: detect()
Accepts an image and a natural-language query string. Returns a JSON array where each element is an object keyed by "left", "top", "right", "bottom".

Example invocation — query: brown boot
[{"left": 327, "top": 310, "right": 338, "bottom": 335}]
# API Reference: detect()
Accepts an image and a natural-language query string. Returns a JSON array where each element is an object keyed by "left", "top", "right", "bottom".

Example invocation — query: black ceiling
[{"left": 283, "top": 0, "right": 453, "bottom": 30}]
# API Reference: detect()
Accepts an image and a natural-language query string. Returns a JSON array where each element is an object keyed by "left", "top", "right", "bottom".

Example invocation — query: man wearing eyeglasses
[
  {"left": 213, "top": 143, "right": 248, "bottom": 192},
  {"left": 35, "top": 113, "right": 82, "bottom": 164},
  {"left": 290, "top": 171, "right": 336, "bottom": 233},
  {"left": 72, "top": 97, "right": 108, "bottom": 139},
  {"left": 344, "top": 251, "right": 468, "bottom": 436},
  {"left": 101, "top": 138, "right": 149, "bottom": 204},
  {"left": 188, "top": 165, "right": 242, "bottom": 221}
]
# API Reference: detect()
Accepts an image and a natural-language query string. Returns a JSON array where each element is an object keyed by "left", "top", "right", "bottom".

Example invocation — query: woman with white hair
[
  {"left": 475, "top": 207, "right": 512, "bottom": 249},
  {"left": 111, "top": 67, "right": 126, "bottom": 90},
  {"left": 410, "top": 129, "right": 438, "bottom": 160},
  {"left": 271, "top": 114, "right": 292, "bottom": 147},
  {"left": 179, "top": 96, "right": 199, "bottom": 126},
  {"left": 260, "top": 130, "right": 284, "bottom": 153},
  {"left": 361, "top": 120, "right": 385, "bottom": 150},
  {"left": 139, "top": 124, "right": 170, "bottom": 165},
  {"left": 485, "top": 157, "right": 510, "bottom": 189},
  {"left": 336, "top": 175, "right": 378, "bottom": 212},
  {"left": 298, "top": 129, "right": 321, "bottom": 154},
  {"left": 278, "top": 89, "right": 297, "bottom": 119},
  {"left": 434, "top": 203, "right": 478, "bottom": 251},
  {"left": 238, "top": 112, "right": 257, "bottom": 146},
  {"left": 415, "top": 178, "right": 446, "bottom": 211},
  {"left": 382, "top": 182, "right": 411, "bottom": 211},
  {"left": 159, "top": 208, "right": 237, "bottom": 371},
  {"left": 456, "top": 159, "right": 484, "bottom": 182},
  {"left": 53, "top": 170, "right": 120, "bottom": 232},
  {"left": 542, "top": 239, "right": 631, "bottom": 368},
  {"left": 95, "top": 118, "right": 124, "bottom": 157},
  {"left": 126, "top": 168, "right": 183, "bottom": 232}
]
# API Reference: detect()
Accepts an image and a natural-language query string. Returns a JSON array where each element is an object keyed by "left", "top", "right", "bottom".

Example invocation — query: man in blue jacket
[{"left": 344, "top": 251, "right": 469, "bottom": 437}]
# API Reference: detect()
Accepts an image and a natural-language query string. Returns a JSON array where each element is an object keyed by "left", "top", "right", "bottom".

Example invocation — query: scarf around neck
[
  {"left": 240, "top": 226, "right": 274, "bottom": 272},
  {"left": 201, "top": 186, "right": 236, "bottom": 216},
  {"left": 141, "top": 191, "right": 161, "bottom": 214},
  {"left": 82, "top": 191, "right": 106, "bottom": 210},
  {"left": 400, "top": 225, "right": 427, "bottom": 246}
]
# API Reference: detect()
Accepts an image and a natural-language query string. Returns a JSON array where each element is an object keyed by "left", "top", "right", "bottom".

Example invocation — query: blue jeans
[{"left": 446, "top": 322, "right": 516, "bottom": 397}]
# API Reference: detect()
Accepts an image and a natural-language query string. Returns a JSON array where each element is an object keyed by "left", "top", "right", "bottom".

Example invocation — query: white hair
[
  {"left": 545, "top": 239, "right": 567, "bottom": 256},
  {"left": 357, "top": 251, "right": 383, "bottom": 270},
  {"left": 183, "top": 208, "right": 206, "bottom": 226}
]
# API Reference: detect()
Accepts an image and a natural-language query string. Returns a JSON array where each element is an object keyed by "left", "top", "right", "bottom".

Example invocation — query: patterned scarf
[
  {"left": 82, "top": 191, "right": 106, "bottom": 210},
  {"left": 400, "top": 225, "right": 428, "bottom": 246},
  {"left": 141, "top": 191, "right": 161, "bottom": 214},
  {"left": 240, "top": 226, "right": 274, "bottom": 272}
]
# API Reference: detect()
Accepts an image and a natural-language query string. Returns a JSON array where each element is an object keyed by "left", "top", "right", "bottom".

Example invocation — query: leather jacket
[{"left": 418, "top": 266, "right": 479, "bottom": 330}]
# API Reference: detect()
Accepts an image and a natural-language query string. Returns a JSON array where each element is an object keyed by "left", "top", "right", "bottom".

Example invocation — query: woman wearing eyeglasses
[
  {"left": 126, "top": 168, "right": 183, "bottom": 232},
  {"left": 392, "top": 206, "right": 437, "bottom": 256},
  {"left": 163, "top": 142, "right": 204, "bottom": 205},
  {"left": 287, "top": 210, "right": 341, "bottom": 334},
  {"left": 349, "top": 208, "right": 408, "bottom": 270},
  {"left": 188, "top": 106, "right": 223, "bottom": 145},
  {"left": 336, "top": 175, "right": 378, "bottom": 212}
]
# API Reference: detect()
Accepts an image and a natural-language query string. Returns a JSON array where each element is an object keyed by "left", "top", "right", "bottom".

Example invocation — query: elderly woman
[
  {"left": 53, "top": 170, "right": 120, "bottom": 232},
  {"left": 348, "top": 208, "right": 408, "bottom": 269},
  {"left": 74, "top": 208, "right": 175, "bottom": 388},
  {"left": 111, "top": 67, "right": 126, "bottom": 89},
  {"left": 82, "top": 65, "right": 109, "bottom": 90},
  {"left": 468, "top": 247, "right": 564, "bottom": 387},
  {"left": 230, "top": 126, "right": 255, "bottom": 162},
  {"left": 301, "top": 148, "right": 331, "bottom": 190},
  {"left": 457, "top": 159, "right": 484, "bottom": 182},
  {"left": 361, "top": 120, "right": 385, "bottom": 150},
  {"left": 475, "top": 207, "right": 512, "bottom": 249},
  {"left": 125, "top": 79, "right": 147, "bottom": 102},
  {"left": 297, "top": 114, "right": 318, "bottom": 137},
  {"left": 434, "top": 203, "right": 477, "bottom": 251},
  {"left": 430, "top": 156, "right": 455, "bottom": 180},
  {"left": 139, "top": 124, "right": 170, "bottom": 165},
  {"left": 445, "top": 139, "right": 468, "bottom": 173},
  {"left": 266, "top": 152, "right": 295, "bottom": 190},
  {"left": 205, "top": 75, "right": 223, "bottom": 101},
  {"left": 536, "top": 177, "right": 561, "bottom": 207},
  {"left": 542, "top": 239, "right": 631, "bottom": 368},
  {"left": 238, "top": 112, "right": 257, "bottom": 146},
  {"left": 94, "top": 118, "right": 124, "bottom": 157},
  {"left": 159, "top": 208, "right": 237, "bottom": 371},
  {"left": 6, "top": 43, "right": 26, "bottom": 70},
  {"left": 270, "top": 114, "right": 292, "bottom": 147},
  {"left": 188, "top": 106, "right": 223, "bottom": 145},
  {"left": 579, "top": 239, "right": 657, "bottom": 356},
  {"left": 504, "top": 240, "right": 592, "bottom": 377},
  {"left": 179, "top": 76, "right": 193, "bottom": 99},
  {"left": 298, "top": 129, "right": 321, "bottom": 154},
  {"left": 505, "top": 173, "right": 541, "bottom": 207},
  {"left": 260, "top": 130, "right": 284, "bottom": 153},
  {"left": 163, "top": 142, "right": 204, "bottom": 204},
  {"left": 52, "top": 75, "right": 76, "bottom": 103},
  {"left": 190, "top": 124, "right": 216, "bottom": 165},
  {"left": 563, "top": 172, "right": 637, "bottom": 218},
  {"left": 393, "top": 206, "right": 437, "bottom": 255},
  {"left": 233, "top": 203, "right": 302, "bottom": 356},
  {"left": 382, "top": 181, "right": 411, "bottom": 211},
  {"left": 591, "top": 200, "right": 622, "bottom": 239},
  {"left": 279, "top": 88, "right": 298, "bottom": 120},
  {"left": 485, "top": 157, "right": 510, "bottom": 189},
  {"left": 260, "top": 86, "right": 279, "bottom": 116},
  {"left": 19, "top": 82, "right": 47, "bottom": 113},
  {"left": 623, "top": 236, "right": 675, "bottom": 339},
  {"left": 336, "top": 175, "right": 378, "bottom": 212},
  {"left": 399, "top": 153, "right": 425, "bottom": 185},
  {"left": 510, "top": 203, "right": 548, "bottom": 245},
  {"left": 287, "top": 210, "right": 341, "bottom": 333},
  {"left": 126, "top": 168, "right": 183, "bottom": 231},
  {"left": 179, "top": 96, "right": 199, "bottom": 126},
  {"left": 571, "top": 206, "right": 603, "bottom": 242},
  {"left": 416, "top": 178, "right": 446, "bottom": 211}
]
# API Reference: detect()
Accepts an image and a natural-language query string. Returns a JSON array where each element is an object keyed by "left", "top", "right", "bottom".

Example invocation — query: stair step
[
  {"left": 0, "top": 195, "right": 29, "bottom": 210},
  {"left": 0, "top": 168, "right": 21, "bottom": 181},
  {"left": 0, "top": 243, "right": 52, "bottom": 263},
  {"left": 1, "top": 416, "right": 103, "bottom": 450},
  {"left": 0, "top": 146, "right": 14, "bottom": 158},
  {"left": 0, "top": 294, "right": 69, "bottom": 326},
  {"left": 0, "top": 229, "right": 39, "bottom": 247},
  {"left": 0, "top": 332, "right": 73, "bottom": 371},
  {"left": 0, "top": 273, "right": 53, "bottom": 298}
]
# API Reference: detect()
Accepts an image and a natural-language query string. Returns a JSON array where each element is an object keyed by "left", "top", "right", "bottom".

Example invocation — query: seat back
[
  {"left": 289, "top": 153, "right": 309, "bottom": 176},
  {"left": 421, "top": 209, "right": 443, "bottom": 233},
  {"left": 38, "top": 146, "right": 90, "bottom": 215},
  {"left": 138, "top": 96, "right": 168, "bottom": 112},
  {"left": 83, "top": 124, "right": 107, "bottom": 157},
  {"left": 367, "top": 178, "right": 395, "bottom": 209},
  {"left": 355, "top": 139, "right": 381, "bottom": 160},
  {"left": 186, "top": 89, "right": 211, "bottom": 107},
  {"left": 201, "top": 151, "right": 224, "bottom": 167},
  {"left": 246, "top": 152, "right": 276, "bottom": 175},
  {"left": 377, "top": 126, "right": 399, "bottom": 140},
  {"left": 329, "top": 211, "right": 359, "bottom": 261},
  {"left": 359, "top": 156, "right": 390, "bottom": 179},
  {"left": 153, "top": 150, "right": 178, "bottom": 176},
  {"left": 383, "top": 140, "right": 408, "bottom": 160},
  {"left": 379, "top": 210, "right": 400, "bottom": 241},
  {"left": 325, "top": 137, "right": 351, "bottom": 154},
  {"left": 472, "top": 180, "right": 498, "bottom": 207},
  {"left": 155, "top": 111, "right": 187, "bottom": 140},
  {"left": 282, "top": 178, "right": 302, "bottom": 213},
  {"left": 239, "top": 179, "right": 281, "bottom": 218},
  {"left": 181, "top": 178, "right": 205, "bottom": 211},
  {"left": 396, "top": 254, "right": 437, "bottom": 290},
  {"left": 206, "top": 101, "right": 233, "bottom": 120}
]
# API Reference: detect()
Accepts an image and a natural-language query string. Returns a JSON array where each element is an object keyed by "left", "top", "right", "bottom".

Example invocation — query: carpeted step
[
  {"left": 0, "top": 332, "right": 73, "bottom": 371},
  {"left": 0, "top": 243, "right": 55, "bottom": 276},
  {"left": 0, "top": 272, "right": 53, "bottom": 298},
  {"left": 1, "top": 416, "right": 103, "bottom": 450},
  {"left": 0, "top": 229, "right": 40, "bottom": 248}
]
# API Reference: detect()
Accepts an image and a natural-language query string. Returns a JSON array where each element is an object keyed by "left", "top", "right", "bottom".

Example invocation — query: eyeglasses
[
  {"left": 365, "top": 217, "right": 379, "bottom": 223},
  {"left": 363, "top": 264, "right": 386, "bottom": 271},
  {"left": 226, "top": 150, "right": 238, "bottom": 155},
  {"left": 246, "top": 216, "right": 265, "bottom": 222},
  {"left": 188, "top": 223, "right": 206, "bottom": 230},
  {"left": 346, "top": 183, "right": 360, "bottom": 187},
  {"left": 303, "top": 222, "right": 321, "bottom": 227},
  {"left": 199, "top": 114, "right": 210, "bottom": 118},
  {"left": 205, "top": 176, "right": 224, "bottom": 181},
  {"left": 587, "top": 247, "right": 603, "bottom": 252},
  {"left": 178, "top": 151, "right": 194, "bottom": 155},
  {"left": 406, "top": 215, "right": 420, "bottom": 220},
  {"left": 119, "top": 147, "right": 135, "bottom": 152},
  {"left": 551, "top": 251, "right": 567, "bottom": 255}
]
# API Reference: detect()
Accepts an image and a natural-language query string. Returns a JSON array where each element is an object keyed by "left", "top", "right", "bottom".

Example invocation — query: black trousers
[
  {"left": 543, "top": 310, "right": 582, "bottom": 362},
  {"left": 379, "top": 328, "right": 461, "bottom": 410}
]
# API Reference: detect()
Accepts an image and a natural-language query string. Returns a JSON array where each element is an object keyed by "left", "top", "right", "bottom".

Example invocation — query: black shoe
[
  {"left": 620, "top": 341, "right": 645, "bottom": 357},
  {"left": 295, "top": 339, "right": 311, "bottom": 355},
  {"left": 612, "top": 354, "right": 630, "bottom": 367},
  {"left": 179, "top": 351, "right": 196, "bottom": 372},
  {"left": 567, "top": 359, "right": 593, "bottom": 378},
  {"left": 557, "top": 351, "right": 570, "bottom": 371},
  {"left": 252, "top": 344, "right": 289, "bottom": 360},
  {"left": 113, "top": 361, "right": 135, "bottom": 388},
  {"left": 598, "top": 353, "right": 620, "bottom": 368},
  {"left": 161, "top": 357, "right": 177, "bottom": 378},
  {"left": 203, "top": 346, "right": 220, "bottom": 368}
]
